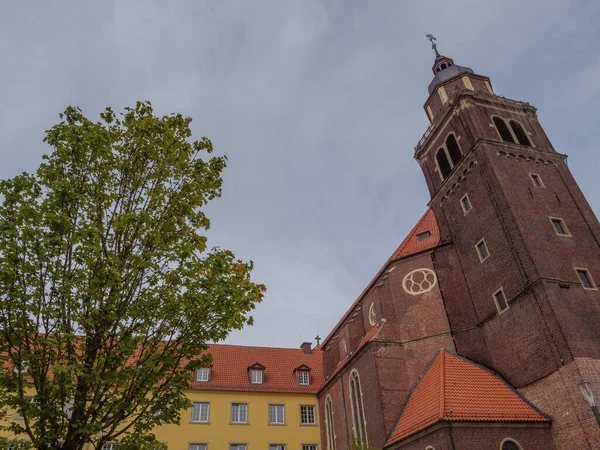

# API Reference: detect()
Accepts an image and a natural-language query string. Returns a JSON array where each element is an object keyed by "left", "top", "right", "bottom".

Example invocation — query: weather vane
[{"left": 426, "top": 34, "right": 440, "bottom": 57}]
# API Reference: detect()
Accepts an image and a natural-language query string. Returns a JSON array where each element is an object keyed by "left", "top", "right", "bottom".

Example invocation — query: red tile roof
[
  {"left": 321, "top": 209, "right": 440, "bottom": 349},
  {"left": 390, "top": 208, "right": 440, "bottom": 260},
  {"left": 191, "top": 344, "right": 323, "bottom": 394},
  {"left": 385, "top": 350, "right": 550, "bottom": 447}
]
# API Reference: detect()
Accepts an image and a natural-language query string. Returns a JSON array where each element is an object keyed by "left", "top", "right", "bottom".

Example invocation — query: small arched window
[
  {"left": 325, "top": 395, "right": 336, "bottom": 450},
  {"left": 440, "top": 63, "right": 447, "bottom": 70},
  {"left": 500, "top": 438, "right": 523, "bottom": 450},
  {"left": 509, "top": 120, "right": 532, "bottom": 146},
  {"left": 446, "top": 134, "right": 462, "bottom": 166},
  {"left": 436, "top": 148, "right": 452, "bottom": 180},
  {"left": 349, "top": 370, "right": 368, "bottom": 445},
  {"left": 493, "top": 117, "right": 515, "bottom": 143}
]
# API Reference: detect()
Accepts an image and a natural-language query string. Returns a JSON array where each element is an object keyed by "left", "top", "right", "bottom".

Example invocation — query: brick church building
[{"left": 316, "top": 46, "right": 600, "bottom": 449}]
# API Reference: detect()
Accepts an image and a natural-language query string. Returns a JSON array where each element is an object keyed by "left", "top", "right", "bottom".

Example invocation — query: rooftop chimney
[{"left": 300, "top": 342, "right": 312, "bottom": 355}]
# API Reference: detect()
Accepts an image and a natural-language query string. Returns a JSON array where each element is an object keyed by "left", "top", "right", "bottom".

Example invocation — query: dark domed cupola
[{"left": 423, "top": 34, "right": 494, "bottom": 123}]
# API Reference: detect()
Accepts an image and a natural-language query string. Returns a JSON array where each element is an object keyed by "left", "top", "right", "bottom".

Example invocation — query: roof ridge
[{"left": 208, "top": 343, "right": 321, "bottom": 352}]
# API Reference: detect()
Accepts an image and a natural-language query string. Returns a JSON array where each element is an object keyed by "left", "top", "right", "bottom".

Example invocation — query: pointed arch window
[
  {"left": 436, "top": 148, "right": 452, "bottom": 179},
  {"left": 493, "top": 117, "right": 515, "bottom": 143},
  {"left": 349, "top": 370, "right": 368, "bottom": 445},
  {"left": 325, "top": 395, "right": 336, "bottom": 450},
  {"left": 509, "top": 120, "right": 532, "bottom": 146},
  {"left": 446, "top": 134, "right": 463, "bottom": 166}
]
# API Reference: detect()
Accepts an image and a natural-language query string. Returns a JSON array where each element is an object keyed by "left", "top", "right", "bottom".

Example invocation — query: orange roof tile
[
  {"left": 385, "top": 350, "right": 550, "bottom": 447},
  {"left": 390, "top": 208, "right": 440, "bottom": 260},
  {"left": 321, "top": 209, "right": 440, "bottom": 349},
  {"left": 191, "top": 344, "right": 323, "bottom": 394}
]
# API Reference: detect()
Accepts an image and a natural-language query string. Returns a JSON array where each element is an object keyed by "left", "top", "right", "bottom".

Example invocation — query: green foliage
[
  {"left": 0, "top": 102, "right": 265, "bottom": 450},
  {"left": 0, "top": 437, "right": 34, "bottom": 449}
]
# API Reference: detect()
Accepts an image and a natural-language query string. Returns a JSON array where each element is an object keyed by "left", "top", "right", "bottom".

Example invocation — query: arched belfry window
[
  {"left": 349, "top": 370, "right": 368, "bottom": 445},
  {"left": 509, "top": 120, "right": 532, "bottom": 146},
  {"left": 493, "top": 117, "right": 515, "bottom": 143},
  {"left": 436, "top": 148, "right": 452, "bottom": 180},
  {"left": 325, "top": 395, "right": 336, "bottom": 450},
  {"left": 446, "top": 134, "right": 462, "bottom": 166}
]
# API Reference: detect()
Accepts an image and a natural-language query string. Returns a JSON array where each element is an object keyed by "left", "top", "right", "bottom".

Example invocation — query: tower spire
[{"left": 426, "top": 34, "right": 440, "bottom": 58}]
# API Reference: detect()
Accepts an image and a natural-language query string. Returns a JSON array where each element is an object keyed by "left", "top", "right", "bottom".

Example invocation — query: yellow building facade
[
  {"left": 1, "top": 343, "right": 324, "bottom": 450},
  {"left": 151, "top": 390, "right": 321, "bottom": 450}
]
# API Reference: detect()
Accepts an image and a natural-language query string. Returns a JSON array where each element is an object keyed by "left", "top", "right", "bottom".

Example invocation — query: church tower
[{"left": 416, "top": 39, "right": 600, "bottom": 448}]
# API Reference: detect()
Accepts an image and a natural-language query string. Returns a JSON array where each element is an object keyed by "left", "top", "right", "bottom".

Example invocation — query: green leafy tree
[{"left": 0, "top": 102, "right": 265, "bottom": 450}]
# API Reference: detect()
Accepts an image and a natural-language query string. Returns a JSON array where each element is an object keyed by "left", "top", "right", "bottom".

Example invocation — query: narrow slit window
[
  {"left": 460, "top": 194, "right": 472, "bottom": 214},
  {"left": 530, "top": 173, "right": 544, "bottom": 188},
  {"left": 476, "top": 239, "right": 490, "bottom": 262},
  {"left": 509, "top": 120, "right": 532, "bottom": 146},
  {"left": 576, "top": 268, "right": 597, "bottom": 290},
  {"left": 493, "top": 117, "right": 515, "bottom": 143},
  {"left": 416, "top": 230, "right": 432, "bottom": 242},
  {"left": 550, "top": 217, "right": 570, "bottom": 236},
  {"left": 493, "top": 289, "right": 509, "bottom": 314}
]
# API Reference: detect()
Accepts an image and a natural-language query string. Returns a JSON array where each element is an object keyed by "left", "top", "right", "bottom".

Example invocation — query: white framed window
[
  {"left": 575, "top": 268, "right": 597, "bottom": 290},
  {"left": 196, "top": 368, "right": 210, "bottom": 382},
  {"left": 230, "top": 445, "right": 247, "bottom": 450},
  {"left": 268, "top": 404, "right": 285, "bottom": 424},
  {"left": 493, "top": 288, "right": 509, "bottom": 314},
  {"left": 300, "top": 405, "right": 316, "bottom": 425},
  {"left": 475, "top": 238, "right": 490, "bottom": 263},
  {"left": 529, "top": 173, "right": 544, "bottom": 188},
  {"left": 189, "top": 445, "right": 207, "bottom": 450},
  {"left": 15, "top": 397, "right": 38, "bottom": 420},
  {"left": 250, "top": 369, "right": 263, "bottom": 384},
  {"left": 302, "top": 446, "right": 318, "bottom": 450},
  {"left": 101, "top": 444, "right": 120, "bottom": 450},
  {"left": 460, "top": 193, "right": 472, "bottom": 214},
  {"left": 269, "top": 446, "right": 286, "bottom": 450},
  {"left": 297, "top": 371, "right": 310, "bottom": 385},
  {"left": 191, "top": 402, "right": 210, "bottom": 423},
  {"left": 550, "top": 217, "right": 571, "bottom": 237},
  {"left": 231, "top": 403, "right": 248, "bottom": 423},
  {"left": 64, "top": 399, "right": 74, "bottom": 419}
]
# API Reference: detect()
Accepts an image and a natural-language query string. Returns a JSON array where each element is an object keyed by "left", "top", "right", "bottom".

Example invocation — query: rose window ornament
[{"left": 402, "top": 268, "right": 437, "bottom": 295}]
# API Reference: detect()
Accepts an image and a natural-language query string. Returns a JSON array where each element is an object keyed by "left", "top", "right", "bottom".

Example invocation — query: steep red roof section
[
  {"left": 321, "top": 209, "right": 440, "bottom": 349},
  {"left": 191, "top": 344, "right": 323, "bottom": 394},
  {"left": 390, "top": 208, "right": 440, "bottom": 260},
  {"left": 385, "top": 350, "right": 549, "bottom": 447}
]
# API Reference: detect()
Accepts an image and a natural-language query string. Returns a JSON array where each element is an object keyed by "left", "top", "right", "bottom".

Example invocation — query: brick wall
[{"left": 391, "top": 424, "right": 555, "bottom": 450}]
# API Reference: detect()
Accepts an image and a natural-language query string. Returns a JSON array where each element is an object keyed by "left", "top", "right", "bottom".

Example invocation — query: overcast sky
[{"left": 1, "top": 1, "right": 598, "bottom": 348}]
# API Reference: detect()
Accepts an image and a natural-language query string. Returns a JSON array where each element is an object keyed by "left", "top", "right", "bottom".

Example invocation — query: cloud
[{"left": 0, "top": 0, "right": 597, "bottom": 347}]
